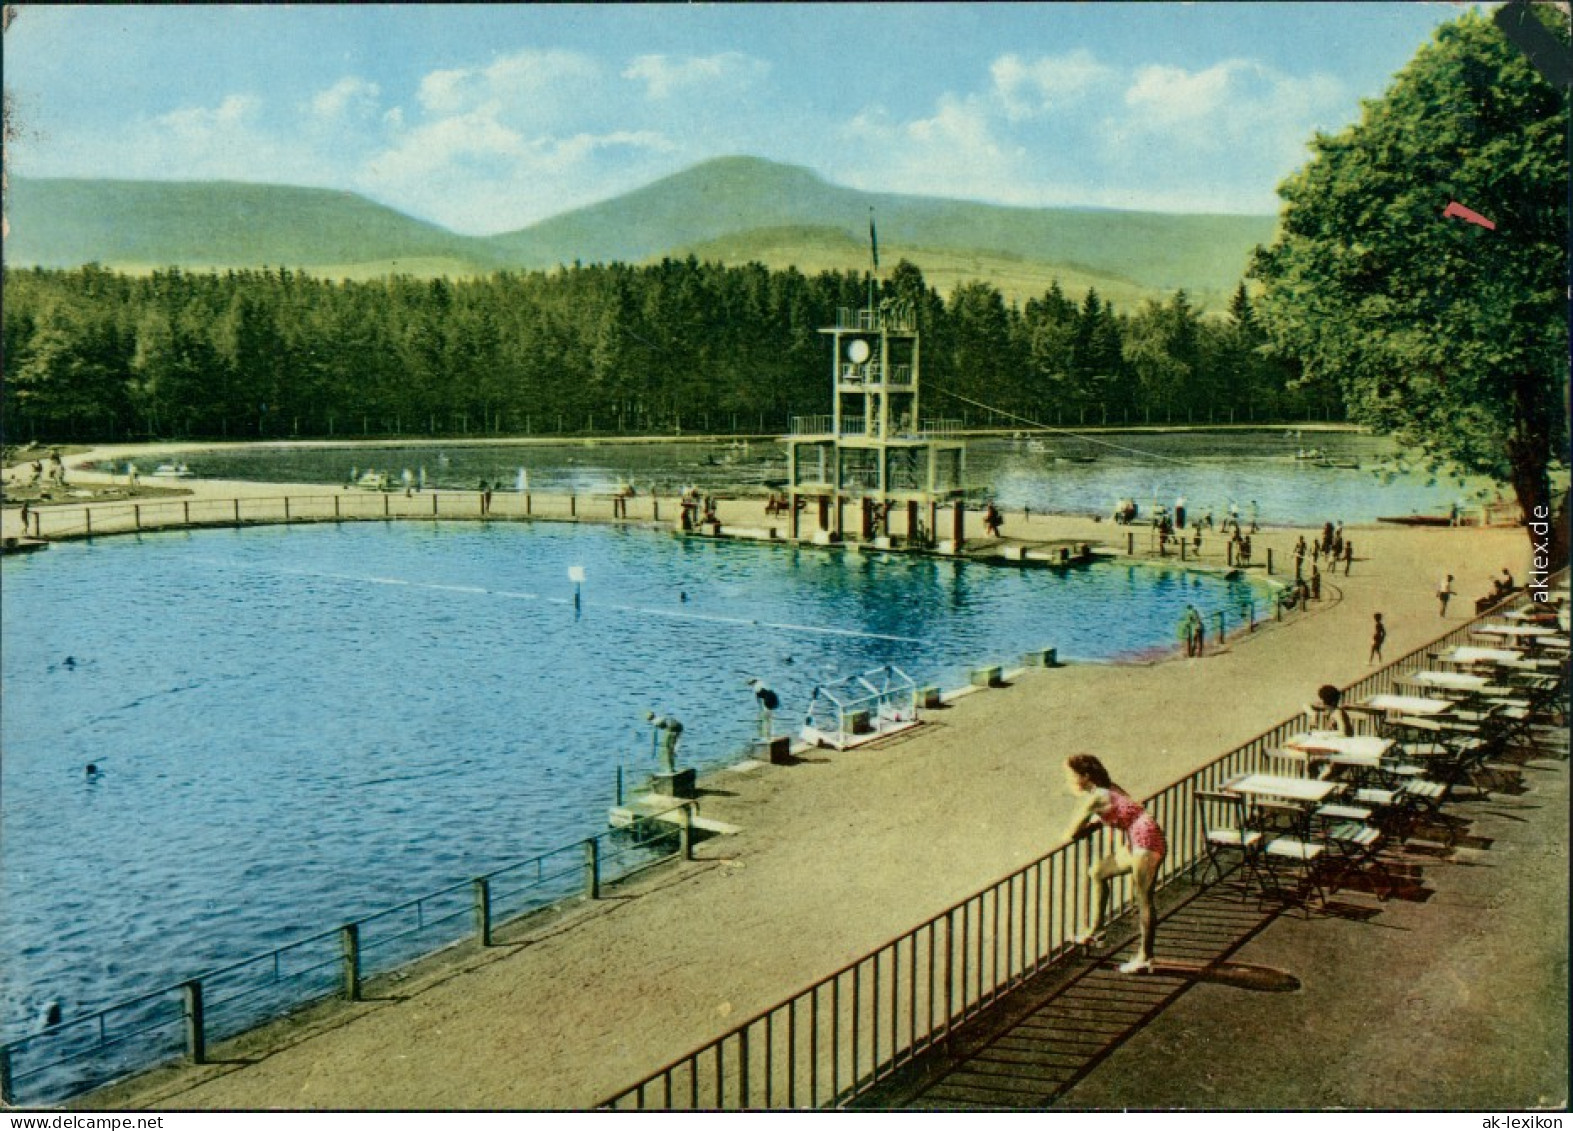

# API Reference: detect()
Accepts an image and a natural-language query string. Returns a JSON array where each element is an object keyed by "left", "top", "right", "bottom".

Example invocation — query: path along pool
[{"left": 1, "top": 520, "right": 1257, "bottom": 1061}]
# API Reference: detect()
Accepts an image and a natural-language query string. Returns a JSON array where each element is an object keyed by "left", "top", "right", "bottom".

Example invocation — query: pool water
[
  {"left": 149, "top": 430, "right": 1499, "bottom": 526},
  {"left": 1, "top": 520, "right": 1253, "bottom": 1047}
]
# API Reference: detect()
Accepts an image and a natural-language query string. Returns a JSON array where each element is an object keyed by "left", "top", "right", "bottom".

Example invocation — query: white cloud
[
  {"left": 156, "top": 93, "right": 262, "bottom": 139},
  {"left": 309, "top": 77, "right": 381, "bottom": 122},
  {"left": 105, "top": 93, "right": 330, "bottom": 186},
  {"left": 1111, "top": 59, "right": 1345, "bottom": 154},
  {"left": 415, "top": 49, "right": 602, "bottom": 121},
  {"left": 991, "top": 50, "right": 1116, "bottom": 121},
  {"left": 622, "top": 52, "right": 769, "bottom": 100},
  {"left": 840, "top": 94, "right": 1035, "bottom": 204}
]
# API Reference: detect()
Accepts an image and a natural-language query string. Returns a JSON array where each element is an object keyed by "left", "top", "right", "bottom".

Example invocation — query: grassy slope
[
  {"left": 3, "top": 178, "right": 501, "bottom": 271},
  {"left": 665, "top": 224, "right": 1216, "bottom": 310}
]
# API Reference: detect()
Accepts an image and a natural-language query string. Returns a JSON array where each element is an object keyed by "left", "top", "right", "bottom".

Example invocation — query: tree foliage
[
  {"left": 3, "top": 256, "right": 1309, "bottom": 444},
  {"left": 1251, "top": 8, "right": 1570, "bottom": 561}
]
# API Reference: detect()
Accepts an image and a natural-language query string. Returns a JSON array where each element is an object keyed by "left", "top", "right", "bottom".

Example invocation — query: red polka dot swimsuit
[{"left": 1096, "top": 788, "right": 1167, "bottom": 857}]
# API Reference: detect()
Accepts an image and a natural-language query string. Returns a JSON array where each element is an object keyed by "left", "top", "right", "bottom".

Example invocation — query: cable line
[{"left": 929, "top": 386, "right": 1197, "bottom": 467}]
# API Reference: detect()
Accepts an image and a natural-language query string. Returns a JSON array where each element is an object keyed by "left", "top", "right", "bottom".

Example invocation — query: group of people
[
  {"left": 678, "top": 487, "right": 718, "bottom": 533},
  {"left": 1312, "top": 521, "right": 1355, "bottom": 574},
  {"left": 6, "top": 450, "right": 67, "bottom": 490},
  {"left": 1474, "top": 567, "right": 1518, "bottom": 613},
  {"left": 763, "top": 492, "right": 804, "bottom": 517}
]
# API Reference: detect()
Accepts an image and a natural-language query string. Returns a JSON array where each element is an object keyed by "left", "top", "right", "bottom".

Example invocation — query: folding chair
[
  {"left": 1251, "top": 798, "right": 1327, "bottom": 915},
  {"left": 1312, "top": 803, "right": 1392, "bottom": 901},
  {"left": 1193, "top": 789, "right": 1265, "bottom": 898}
]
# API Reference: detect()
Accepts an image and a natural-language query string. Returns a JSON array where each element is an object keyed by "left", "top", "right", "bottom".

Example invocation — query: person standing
[
  {"left": 1437, "top": 574, "right": 1455, "bottom": 617},
  {"left": 1342, "top": 540, "right": 1354, "bottom": 575},
  {"left": 1310, "top": 563, "right": 1322, "bottom": 600},
  {"left": 1174, "top": 496, "right": 1187, "bottom": 531},
  {"left": 645, "top": 711, "right": 684, "bottom": 775},
  {"left": 748, "top": 678, "right": 780, "bottom": 739},
  {"left": 1369, "top": 613, "right": 1386, "bottom": 664},
  {"left": 1061, "top": 754, "right": 1166, "bottom": 975},
  {"left": 1178, "top": 606, "right": 1199, "bottom": 657}
]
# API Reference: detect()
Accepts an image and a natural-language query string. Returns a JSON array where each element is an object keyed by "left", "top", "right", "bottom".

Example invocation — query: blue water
[
  {"left": 131, "top": 430, "right": 1501, "bottom": 525},
  {"left": 1, "top": 521, "right": 1260, "bottom": 1057}
]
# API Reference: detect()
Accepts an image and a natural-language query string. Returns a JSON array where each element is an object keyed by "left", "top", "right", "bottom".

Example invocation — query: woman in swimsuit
[{"left": 1061, "top": 753, "right": 1167, "bottom": 974}]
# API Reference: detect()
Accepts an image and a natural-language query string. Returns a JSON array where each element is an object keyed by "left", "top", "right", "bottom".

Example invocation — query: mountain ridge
[{"left": 4, "top": 156, "right": 1275, "bottom": 303}]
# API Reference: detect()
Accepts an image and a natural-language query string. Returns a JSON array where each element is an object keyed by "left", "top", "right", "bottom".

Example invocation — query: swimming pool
[{"left": 1, "top": 520, "right": 1256, "bottom": 1061}]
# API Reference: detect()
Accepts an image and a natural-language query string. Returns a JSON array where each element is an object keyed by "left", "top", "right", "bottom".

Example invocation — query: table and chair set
[{"left": 1194, "top": 597, "right": 1569, "bottom": 915}]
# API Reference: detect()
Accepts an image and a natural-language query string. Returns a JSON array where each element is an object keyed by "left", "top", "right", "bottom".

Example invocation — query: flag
[{"left": 869, "top": 210, "right": 879, "bottom": 271}]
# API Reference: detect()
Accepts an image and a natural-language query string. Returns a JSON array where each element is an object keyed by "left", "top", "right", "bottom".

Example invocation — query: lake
[{"left": 112, "top": 429, "right": 1499, "bottom": 526}]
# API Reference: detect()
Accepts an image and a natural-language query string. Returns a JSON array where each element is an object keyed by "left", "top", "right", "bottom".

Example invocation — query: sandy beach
[{"left": 5, "top": 443, "right": 1543, "bottom": 1109}]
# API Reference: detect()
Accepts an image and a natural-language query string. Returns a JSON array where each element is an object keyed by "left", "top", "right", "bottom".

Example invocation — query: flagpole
[{"left": 868, "top": 207, "right": 878, "bottom": 322}]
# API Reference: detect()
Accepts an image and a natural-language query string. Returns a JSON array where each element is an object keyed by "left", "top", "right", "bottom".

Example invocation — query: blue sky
[{"left": 3, "top": 3, "right": 1480, "bottom": 235}]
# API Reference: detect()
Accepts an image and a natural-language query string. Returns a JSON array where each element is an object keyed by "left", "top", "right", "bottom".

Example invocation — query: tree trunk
[{"left": 1508, "top": 376, "right": 1569, "bottom": 573}]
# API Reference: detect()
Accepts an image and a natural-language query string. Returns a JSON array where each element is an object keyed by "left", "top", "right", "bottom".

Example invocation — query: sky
[{"left": 2, "top": 3, "right": 1484, "bottom": 236}]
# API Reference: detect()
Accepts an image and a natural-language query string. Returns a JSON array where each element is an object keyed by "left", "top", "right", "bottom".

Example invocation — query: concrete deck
[{"left": 858, "top": 725, "right": 1570, "bottom": 1111}]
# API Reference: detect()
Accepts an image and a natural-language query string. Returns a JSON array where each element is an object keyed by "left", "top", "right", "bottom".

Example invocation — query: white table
[
  {"left": 1434, "top": 646, "right": 1523, "bottom": 665},
  {"left": 1409, "top": 670, "right": 1490, "bottom": 691},
  {"left": 1356, "top": 694, "right": 1454, "bottom": 716},
  {"left": 1224, "top": 773, "right": 1340, "bottom": 804},
  {"left": 1474, "top": 624, "right": 1561, "bottom": 639},
  {"left": 1282, "top": 732, "right": 1395, "bottom": 772}
]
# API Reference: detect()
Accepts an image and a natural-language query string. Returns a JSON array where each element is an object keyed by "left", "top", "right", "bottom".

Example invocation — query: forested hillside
[{"left": 1, "top": 259, "right": 1330, "bottom": 444}]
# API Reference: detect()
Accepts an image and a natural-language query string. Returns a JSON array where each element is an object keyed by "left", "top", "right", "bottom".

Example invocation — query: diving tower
[{"left": 785, "top": 301, "right": 968, "bottom": 548}]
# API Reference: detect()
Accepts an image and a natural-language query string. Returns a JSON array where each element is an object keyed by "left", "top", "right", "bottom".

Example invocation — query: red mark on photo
[{"left": 1443, "top": 201, "right": 1496, "bottom": 231}]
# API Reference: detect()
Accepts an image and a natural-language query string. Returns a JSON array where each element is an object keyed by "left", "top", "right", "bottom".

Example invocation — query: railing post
[
  {"left": 1216, "top": 611, "right": 1226, "bottom": 643},
  {"left": 584, "top": 839, "right": 601, "bottom": 899},
  {"left": 680, "top": 805, "right": 694, "bottom": 861},
  {"left": 653, "top": 498, "right": 660, "bottom": 522},
  {"left": 134, "top": 504, "right": 142, "bottom": 530},
  {"left": 183, "top": 979, "right": 207, "bottom": 1064},
  {"left": 473, "top": 878, "right": 493, "bottom": 946},
  {"left": 571, "top": 495, "right": 578, "bottom": 518},
  {"left": 1126, "top": 532, "right": 1134, "bottom": 556},
  {"left": 384, "top": 494, "right": 391, "bottom": 519},
  {"left": 83, "top": 509, "right": 91, "bottom": 538},
  {"left": 526, "top": 493, "right": 533, "bottom": 515},
  {"left": 943, "top": 909, "right": 955, "bottom": 1036},
  {"left": 341, "top": 923, "right": 361, "bottom": 1001},
  {"left": 616, "top": 765, "right": 624, "bottom": 806},
  {"left": 0, "top": 1044, "right": 14, "bottom": 1107},
  {"left": 1266, "top": 548, "right": 1274, "bottom": 575},
  {"left": 284, "top": 497, "right": 291, "bottom": 523},
  {"left": 234, "top": 500, "right": 241, "bottom": 524},
  {"left": 334, "top": 495, "right": 341, "bottom": 520},
  {"left": 184, "top": 501, "right": 191, "bottom": 525},
  {"left": 433, "top": 494, "right": 439, "bottom": 517}
]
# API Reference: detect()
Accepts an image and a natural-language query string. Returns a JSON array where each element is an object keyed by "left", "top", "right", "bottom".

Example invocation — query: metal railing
[
  {"left": 834, "top": 307, "right": 917, "bottom": 333},
  {"left": 599, "top": 576, "right": 1566, "bottom": 1110},
  {"left": 0, "top": 799, "right": 697, "bottom": 1107},
  {"left": 10, "top": 489, "right": 678, "bottom": 544},
  {"left": 789, "top": 416, "right": 835, "bottom": 437}
]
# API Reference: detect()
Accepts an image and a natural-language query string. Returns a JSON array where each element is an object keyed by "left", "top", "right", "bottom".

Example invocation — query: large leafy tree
[{"left": 1252, "top": 8, "right": 1569, "bottom": 564}]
